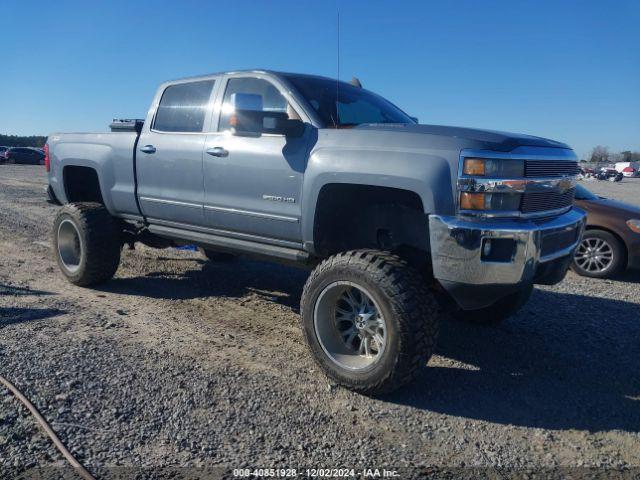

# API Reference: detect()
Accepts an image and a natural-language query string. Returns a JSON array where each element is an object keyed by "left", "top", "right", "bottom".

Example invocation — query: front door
[
  {"left": 203, "top": 76, "right": 309, "bottom": 242},
  {"left": 136, "top": 78, "right": 217, "bottom": 227}
]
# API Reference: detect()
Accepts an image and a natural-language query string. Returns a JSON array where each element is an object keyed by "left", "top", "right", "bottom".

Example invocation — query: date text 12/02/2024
[{"left": 232, "top": 468, "right": 400, "bottom": 478}]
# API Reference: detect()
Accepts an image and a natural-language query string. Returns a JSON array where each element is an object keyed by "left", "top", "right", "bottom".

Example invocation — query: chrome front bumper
[{"left": 429, "top": 208, "right": 586, "bottom": 309}]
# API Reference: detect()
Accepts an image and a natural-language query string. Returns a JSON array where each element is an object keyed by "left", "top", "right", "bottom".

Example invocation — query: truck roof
[{"left": 166, "top": 69, "right": 337, "bottom": 84}]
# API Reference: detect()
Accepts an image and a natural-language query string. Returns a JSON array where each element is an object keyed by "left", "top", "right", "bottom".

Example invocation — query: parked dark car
[
  {"left": 572, "top": 184, "right": 640, "bottom": 278},
  {"left": 596, "top": 168, "right": 623, "bottom": 182},
  {"left": 3, "top": 147, "right": 45, "bottom": 165}
]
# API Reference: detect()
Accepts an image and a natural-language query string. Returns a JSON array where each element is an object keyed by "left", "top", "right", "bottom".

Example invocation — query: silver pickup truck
[{"left": 46, "top": 70, "right": 585, "bottom": 394}]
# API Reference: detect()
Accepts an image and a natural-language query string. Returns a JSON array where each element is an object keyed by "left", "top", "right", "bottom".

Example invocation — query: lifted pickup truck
[{"left": 47, "top": 70, "right": 585, "bottom": 394}]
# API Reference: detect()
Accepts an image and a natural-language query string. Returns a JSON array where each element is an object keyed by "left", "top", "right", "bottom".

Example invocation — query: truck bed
[{"left": 47, "top": 131, "right": 142, "bottom": 218}]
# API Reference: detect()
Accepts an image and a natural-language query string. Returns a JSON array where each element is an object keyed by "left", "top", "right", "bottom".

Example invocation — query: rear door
[
  {"left": 202, "top": 75, "right": 310, "bottom": 242},
  {"left": 136, "top": 78, "right": 218, "bottom": 227}
]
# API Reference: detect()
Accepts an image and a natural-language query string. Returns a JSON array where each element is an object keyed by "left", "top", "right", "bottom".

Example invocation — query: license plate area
[{"left": 540, "top": 226, "right": 579, "bottom": 258}]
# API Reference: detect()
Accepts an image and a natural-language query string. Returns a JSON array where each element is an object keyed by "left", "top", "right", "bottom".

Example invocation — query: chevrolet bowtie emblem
[{"left": 557, "top": 177, "right": 572, "bottom": 192}]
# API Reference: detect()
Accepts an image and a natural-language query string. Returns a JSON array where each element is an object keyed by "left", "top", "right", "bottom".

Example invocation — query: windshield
[
  {"left": 575, "top": 184, "right": 598, "bottom": 200},
  {"left": 285, "top": 75, "right": 415, "bottom": 128}
]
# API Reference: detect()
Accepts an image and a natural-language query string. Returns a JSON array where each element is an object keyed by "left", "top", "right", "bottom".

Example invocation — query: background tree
[
  {"left": 589, "top": 145, "right": 610, "bottom": 163},
  {"left": 621, "top": 150, "right": 640, "bottom": 162},
  {"left": 0, "top": 134, "right": 47, "bottom": 148}
]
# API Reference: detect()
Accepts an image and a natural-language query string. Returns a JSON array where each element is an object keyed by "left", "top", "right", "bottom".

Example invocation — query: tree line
[
  {"left": 586, "top": 146, "right": 640, "bottom": 164},
  {"left": 0, "top": 134, "right": 47, "bottom": 148}
]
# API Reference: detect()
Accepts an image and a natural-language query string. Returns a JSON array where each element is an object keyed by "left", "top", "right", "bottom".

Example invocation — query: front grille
[
  {"left": 525, "top": 160, "right": 579, "bottom": 177},
  {"left": 521, "top": 188, "right": 575, "bottom": 214}
]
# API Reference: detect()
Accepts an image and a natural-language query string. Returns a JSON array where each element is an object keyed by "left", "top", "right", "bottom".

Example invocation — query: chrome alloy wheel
[
  {"left": 57, "top": 218, "right": 83, "bottom": 273},
  {"left": 314, "top": 281, "right": 387, "bottom": 371},
  {"left": 574, "top": 237, "right": 613, "bottom": 274}
]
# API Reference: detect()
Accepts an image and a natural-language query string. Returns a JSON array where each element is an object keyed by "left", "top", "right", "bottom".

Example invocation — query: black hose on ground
[{"left": 0, "top": 374, "right": 96, "bottom": 480}]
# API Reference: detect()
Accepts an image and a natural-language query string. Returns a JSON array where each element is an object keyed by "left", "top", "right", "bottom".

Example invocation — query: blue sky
[{"left": 0, "top": 0, "right": 638, "bottom": 159}]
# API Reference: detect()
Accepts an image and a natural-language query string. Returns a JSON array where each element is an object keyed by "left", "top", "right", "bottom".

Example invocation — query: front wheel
[
  {"left": 571, "top": 230, "right": 625, "bottom": 278},
  {"left": 300, "top": 250, "right": 440, "bottom": 395}
]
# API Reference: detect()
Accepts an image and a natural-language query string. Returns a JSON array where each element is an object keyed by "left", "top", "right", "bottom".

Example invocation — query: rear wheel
[
  {"left": 52, "top": 202, "right": 121, "bottom": 286},
  {"left": 453, "top": 284, "right": 533, "bottom": 325},
  {"left": 300, "top": 250, "right": 440, "bottom": 395},
  {"left": 571, "top": 229, "right": 625, "bottom": 278}
]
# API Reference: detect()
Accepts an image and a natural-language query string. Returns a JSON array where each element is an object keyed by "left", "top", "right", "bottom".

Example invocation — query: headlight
[
  {"left": 462, "top": 158, "right": 486, "bottom": 176},
  {"left": 627, "top": 219, "right": 640, "bottom": 233},
  {"left": 460, "top": 192, "right": 486, "bottom": 210},
  {"left": 462, "top": 158, "right": 524, "bottom": 178},
  {"left": 459, "top": 192, "right": 522, "bottom": 212}
]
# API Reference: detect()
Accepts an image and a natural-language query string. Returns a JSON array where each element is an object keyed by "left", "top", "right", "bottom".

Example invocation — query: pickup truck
[{"left": 46, "top": 70, "right": 586, "bottom": 394}]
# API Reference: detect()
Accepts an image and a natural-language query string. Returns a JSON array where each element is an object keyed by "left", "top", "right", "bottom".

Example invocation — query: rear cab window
[{"left": 153, "top": 80, "right": 216, "bottom": 133}]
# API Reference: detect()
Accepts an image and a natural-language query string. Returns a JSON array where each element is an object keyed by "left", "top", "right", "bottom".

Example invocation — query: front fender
[{"left": 301, "top": 146, "right": 455, "bottom": 251}]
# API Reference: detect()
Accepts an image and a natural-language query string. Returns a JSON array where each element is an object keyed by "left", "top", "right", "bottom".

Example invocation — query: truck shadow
[
  {"left": 0, "top": 283, "right": 54, "bottom": 296},
  {"left": 100, "top": 258, "right": 308, "bottom": 310},
  {"left": 100, "top": 258, "right": 639, "bottom": 432},
  {"left": 386, "top": 288, "right": 640, "bottom": 433},
  {"left": 0, "top": 307, "right": 66, "bottom": 328}
]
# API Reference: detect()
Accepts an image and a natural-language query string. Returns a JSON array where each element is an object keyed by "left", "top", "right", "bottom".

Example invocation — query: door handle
[
  {"left": 206, "top": 147, "right": 229, "bottom": 157},
  {"left": 140, "top": 145, "right": 156, "bottom": 154}
]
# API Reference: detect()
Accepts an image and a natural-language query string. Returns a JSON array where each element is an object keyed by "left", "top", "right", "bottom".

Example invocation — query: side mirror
[
  {"left": 232, "top": 110, "right": 305, "bottom": 137},
  {"left": 228, "top": 93, "right": 305, "bottom": 137},
  {"left": 410, "top": 116, "right": 419, "bottom": 124},
  {"left": 275, "top": 117, "right": 305, "bottom": 137}
]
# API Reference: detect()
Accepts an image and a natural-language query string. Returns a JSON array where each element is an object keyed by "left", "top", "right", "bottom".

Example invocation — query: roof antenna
[{"left": 333, "top": 10, "right": 340, "bottom": 128}]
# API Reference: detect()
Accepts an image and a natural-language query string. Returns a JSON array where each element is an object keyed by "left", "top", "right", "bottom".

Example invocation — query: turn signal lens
[
  {"left": 627, "top": 219, "right": 640, "bottom": 233},
  {"left": 44, "top": 144, "right": 50, "bottom": 172},
  {"left": 460, "top": 192, "right": 486, "bottom": 210},
  {"left": 463, "top": 158, "right": 485, "bottom": 176}
]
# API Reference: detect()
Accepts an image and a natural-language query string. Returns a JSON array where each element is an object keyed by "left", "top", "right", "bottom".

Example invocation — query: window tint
[
  {"left": 153, "top": 80, "right": 215, "bottom": 132},
  {"left": 285, "top": 74, "right": 414, "bottom": 127},
  {"left": 218, "top": 77, "right": 292, "bottom": 132},
  {"left": 337, "top": 99, "right": 394, "bottom": 125}
]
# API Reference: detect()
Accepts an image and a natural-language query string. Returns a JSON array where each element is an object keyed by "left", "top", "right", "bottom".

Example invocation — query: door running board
[{"left": 148, "top": 224, "right": 310, "bottom": 265}]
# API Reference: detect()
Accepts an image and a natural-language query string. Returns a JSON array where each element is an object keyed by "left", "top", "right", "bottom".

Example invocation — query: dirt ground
[{"left": 1, "top": 165, "right": 639, "bottom": 478}]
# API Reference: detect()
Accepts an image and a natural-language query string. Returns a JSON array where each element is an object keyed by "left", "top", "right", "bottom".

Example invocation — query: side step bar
[{"left": 148, "top": 224, "right": 310, "bottom": 265}]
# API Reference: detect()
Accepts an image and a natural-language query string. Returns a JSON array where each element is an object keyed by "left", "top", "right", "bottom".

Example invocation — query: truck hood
[{"left": 352, "top": 123, "right": 570, "bottom": 151}]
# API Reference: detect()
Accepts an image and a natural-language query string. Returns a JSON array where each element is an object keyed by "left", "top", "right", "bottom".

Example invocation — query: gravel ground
[{"left": 0, "top": 166, "right": 639, "bottom": 478}]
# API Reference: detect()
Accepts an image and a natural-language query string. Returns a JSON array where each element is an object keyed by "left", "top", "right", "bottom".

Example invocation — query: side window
[
  {"left": 153, "top": 80, "right": 215, "bottom": 133},
  {"left": 218, "top": 77, "right": 297, "bottom": 132}
]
